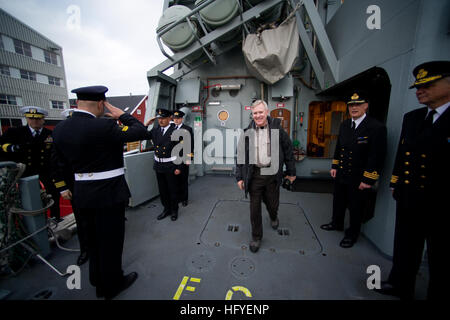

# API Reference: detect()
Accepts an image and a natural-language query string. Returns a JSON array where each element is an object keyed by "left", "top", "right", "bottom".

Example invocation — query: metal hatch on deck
[{"left": 200, "top": 200, "right": 322, "bottom": 255}]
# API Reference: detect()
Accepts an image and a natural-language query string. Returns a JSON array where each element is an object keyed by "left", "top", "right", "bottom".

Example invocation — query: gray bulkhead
[{"left": 143, "top": 0, "right": 450, "bottom": 256}]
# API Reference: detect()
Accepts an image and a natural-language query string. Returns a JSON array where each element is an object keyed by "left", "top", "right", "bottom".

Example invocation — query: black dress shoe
[
  {"left": 339, "top": 237, "right": 355, "bottom": 248},
  {"left": 104, "top": 272, "right": 138, "bottom": 300},
  {"left": 320, "top": 223, "right": 344, "bottom": 231},
  {"left": 157, "top": 210, "right": 170, "bottom": 220},
  {"left": 373, "top": 281, "right": 400, "bottom": 297},
  {"left": 171, "top": 211, "right": 178, "bottom": 221},
  {"left": 270, "top": 218, "right": 279, "bottom": 230},
  {"left": 249, "top": 240, "right": 261, "bottom": 253},
  {"left": 182, "top": 200, "right": 188, "bottom": 207},
  {"left": 76, "top": 251, "right": 89, "bottom": 266}
]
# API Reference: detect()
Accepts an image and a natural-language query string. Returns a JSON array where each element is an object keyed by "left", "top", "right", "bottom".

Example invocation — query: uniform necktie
[
  {"left": 161, "top": 127, "right": 164, "bottom": 135},
  {"left": 351, "top": 121, "right": 356, "bottom": 130},
  {"left": 423, "top": 110, "right": 436, "bottom": 129}
]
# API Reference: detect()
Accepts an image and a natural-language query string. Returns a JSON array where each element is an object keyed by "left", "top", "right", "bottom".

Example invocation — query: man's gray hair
[{"left": 251, "top": 99, "right": 268, "bottom": 110}]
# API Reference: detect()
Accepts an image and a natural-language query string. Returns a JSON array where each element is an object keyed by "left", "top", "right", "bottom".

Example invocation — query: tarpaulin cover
[{"left": 242, "top": 15, "right": 300, "bottom": 84}]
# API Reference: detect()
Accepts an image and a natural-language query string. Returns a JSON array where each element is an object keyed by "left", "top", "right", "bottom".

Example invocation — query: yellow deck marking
[
  {"left": 225, "top": 286, "right": 252, "bottom": 300},
  {"left": 173, "top": 276, "right": 189, "bottom": 300}
]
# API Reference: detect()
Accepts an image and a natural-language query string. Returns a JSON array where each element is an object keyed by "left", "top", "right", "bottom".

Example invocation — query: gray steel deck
[{"left": 0, "top": 175, "right": 428, "bottom": 300}]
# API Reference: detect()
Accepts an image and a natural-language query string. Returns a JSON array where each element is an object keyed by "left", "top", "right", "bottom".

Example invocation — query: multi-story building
[{"left": 0, "top": 8, "right": 69, "bottom": 134}]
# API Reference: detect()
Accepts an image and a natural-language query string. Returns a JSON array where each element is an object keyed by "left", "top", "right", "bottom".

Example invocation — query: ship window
[{"left": 307, "top": 101, "right": 347, "bottom": 158}]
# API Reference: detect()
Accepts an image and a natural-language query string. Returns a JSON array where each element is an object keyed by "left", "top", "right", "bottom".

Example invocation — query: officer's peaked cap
[
  {"left": 156, "top": 108, "right": 172, "bottom": 118},
  {"left": 410, "top": 60, "right": 450, "bottom": 89},
  {"left": 347, "top": 90, "right": 369, "bottom": 105},
  {"left": 20, "top": 106, "right": 48, "bottom": 119},
  {"left": 72, "top": 85, "right": 108, "bottom": 101},
  {"left": 173, "top": 110, "right": 185, "bottom": 118}
]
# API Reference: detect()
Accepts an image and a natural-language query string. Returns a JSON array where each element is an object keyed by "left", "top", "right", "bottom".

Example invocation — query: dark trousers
[
  {"left": 177, "top": 164, "right": 189, "bottom": 203},
  {"left": 82, "top": 204, "right": 126, "bottom": 296},
  {"left": 156, "top": 171, "right": 179, "bottom": 213},
  {"left": 72, "top": 205, "right": 88, "bottom": 254},
  {"left": 41, "top": 176, "right": 60, "bottom": 219},
  {"left": 331, "top": 181, "right": 370, "bottom": 240},
  {"left": 388, "top": 201, "right": 446, "bottom": 300},
  {"left": 249, "top": 168, "right": 279, "bottom": 240}
]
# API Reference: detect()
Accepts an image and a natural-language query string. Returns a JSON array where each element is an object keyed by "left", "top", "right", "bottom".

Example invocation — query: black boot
[
  {"left": 157, "top": 210, "right": 170, "bottom": 220},
  {"left": 76, "top": 251, "right": 89, "bottom": 266}
]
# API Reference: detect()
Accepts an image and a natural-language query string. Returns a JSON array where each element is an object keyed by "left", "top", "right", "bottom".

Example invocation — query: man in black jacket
[
  {"left": 235, "top": 100, "right": 296, "bottom": 253},
  {"left": 52, "top": 85, "right": 150, "bottom": 299},
  {"left": 375, "top": 61, "right": 450, "bottom": 300},
  {"left": 172, "top": 110, "right": 194, "bottom": 207},
  {"left": 145, "top": 108, "right": 182, "bottom": 221},
  {"left": 0, "top": 106, "right": 61, "bottom": 221},
  {"left": 320, "top": 91, "right": 387, "bottom": 248}
]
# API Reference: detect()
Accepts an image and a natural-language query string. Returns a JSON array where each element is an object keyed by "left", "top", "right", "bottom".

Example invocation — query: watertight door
[{"left": 204, "top": 101, "right": 242, "bottom": 173}]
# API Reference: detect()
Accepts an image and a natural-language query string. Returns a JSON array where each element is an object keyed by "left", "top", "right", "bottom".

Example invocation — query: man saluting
[{"left": 52, "top": 86, "right": 150, "bottom": 299}]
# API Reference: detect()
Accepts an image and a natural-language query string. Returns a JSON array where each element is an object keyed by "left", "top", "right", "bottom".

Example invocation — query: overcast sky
[{"left": 0, "top": 0, "right": 167, "bottom": 98}]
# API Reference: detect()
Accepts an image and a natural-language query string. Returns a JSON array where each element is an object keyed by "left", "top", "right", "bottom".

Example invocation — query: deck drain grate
[
  {"left": 277, "top": 228, "right": 290, "bottom": 236},
  {"left": 227, "top": 224, "right": 239, "bottom": 232}
]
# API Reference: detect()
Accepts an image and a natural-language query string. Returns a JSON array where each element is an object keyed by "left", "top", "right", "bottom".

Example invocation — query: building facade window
[
  {"left": 0, "top": 35, "right": 4, "bottom": 50},
  {"left": 0, "top": 94, "right": 18, "bottom": 105},
  {"left": 13, "top": 38, "right": 32, "bottom": 57},
  {"left": 51, "top": 100, "right": 65, "bottom": 109},
  {"left": 48, "top": 76, "right": 61, "bottom": 86},
  {"left": 44, "top": 50, "right": 58, "bottom": 65},
  {"left": 0, "top": 65, "right": 10, "bottom": 76},
  {"left": 20, "top": 69, "right": 36, "bottom": 81}
]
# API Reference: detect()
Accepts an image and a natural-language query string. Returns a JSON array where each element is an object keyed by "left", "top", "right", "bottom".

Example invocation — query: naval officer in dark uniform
[
  {"left": 52, "top": 110, "right": 89, "bottom": 266},
  {"left": 172, "top": 110, "right": 194, "bottom": 207},
  {"left": 321, "top": 91, "right": 387, "bottom": 248},
  {"left": 145, "top": 108, "right": 182, "bottom": 221},
  {"left": 52, "top": 86, "right": 150, "bottom": 299},
  {"left": 375, "top": 61, "right": 450, "bottom": 300},
  {"left": 0, "top": 106, "right": 61, "bottom": 221}
]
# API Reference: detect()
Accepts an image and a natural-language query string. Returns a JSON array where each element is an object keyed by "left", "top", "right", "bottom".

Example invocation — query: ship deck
[{"left": 0, "top": 175, "right": 428, "bottom": 301}]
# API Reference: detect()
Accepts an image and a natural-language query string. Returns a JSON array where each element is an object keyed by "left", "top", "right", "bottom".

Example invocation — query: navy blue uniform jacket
[
  {"left": 331, "top": 116, "right": 387, "bottom": 186},
  {"left": 390, "top": 106, "right": 450, "bottom": 207},
  {"left": 52, "top": 112, "right": 150, "bottom": 208},
  {"left": 0, "top": 126, "right": 54, "bottom": 178}
]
